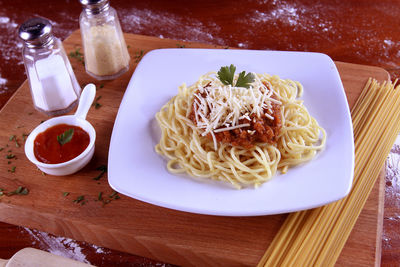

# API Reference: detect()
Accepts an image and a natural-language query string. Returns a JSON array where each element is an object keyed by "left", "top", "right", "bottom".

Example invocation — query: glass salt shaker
[
  {"left": 79, "top": 0, "right": 130, "bottom": 80},
  {"left": 18, "top": 18, "right": 81, "bottom": 116}
]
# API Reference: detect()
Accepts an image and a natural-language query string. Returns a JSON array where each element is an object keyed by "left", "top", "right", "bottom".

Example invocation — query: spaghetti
[
  {"left": 155, "top": 69, "right": 326, "bottom": 188},
  {"left": 258, "top": 78, "right": 400, "bottom": 266}
]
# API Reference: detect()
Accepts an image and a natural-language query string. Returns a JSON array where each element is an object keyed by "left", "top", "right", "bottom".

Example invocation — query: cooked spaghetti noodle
[{"left": 155, "top": 71, "right": 326, "bottom": 188}]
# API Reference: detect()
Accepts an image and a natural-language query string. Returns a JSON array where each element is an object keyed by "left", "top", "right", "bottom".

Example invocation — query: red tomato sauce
[{"left": 34, "top": 124, "right": 90, "bottom": 164}]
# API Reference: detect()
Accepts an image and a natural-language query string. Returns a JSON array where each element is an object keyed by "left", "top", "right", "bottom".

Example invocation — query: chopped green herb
[
  {"left": 217, "top": 64, "right": 255, "bottom": 89},
  {"left": 0, "top": 188, "right": 3, "bottom": 191},
  {"left": 8, "top": 166, "right": 16, "bottom": 173},
  {"left": 134, "top": 50, "right": 144, "bottom": 63},
  {"left": 6, "top": 154, "right": 15, "bottom": 159},
  {"left": 22, "top": 133, "right": 29, "bottom": 142},
  {"left": 63, "top": 192, "right": 70, "bottom": 197},
  {"left": 109, "top": 191, "right": 118, "bottom": 198},
  {"left": 73, "top": 195, "right": 84, "bottom": 204},
  {"left": 16, "top": 125, "right": 24, "bottom": 129},
  {"left": 127, "top": 45, "right": 131, "bottom": 49},
  {"left": 68, "top": 48, "right": 84, "bottom": 65},
  {"left": 93, "top": 165, "right": 107, "bottom": 180},
  {"left": 7, "top": 161, "right": 11, "bottom": 164},
  {"left": 176, "top": 44, "right": 185, "bottom": 48},
  {"left": 92, "top": 96, "right": 102, "bottom": 109},
  {"left": 0, "top": 192, "right": 3, "bottom": 197},
  {"left": 224, "top": 46, "right": 229, "bottom": 49},
  {"left": 98, "top": 192, "right": 103, "bottom": 201},
  {"left": 7, "top": 186, "right": 28, "bottom": 196},
  {"left": 99, "top": 84, "right": 104, "bottom": 89},
  {"left": 0, "top": 148, "right": 3, "bottom": 152},
  {"left": 20, "top": 188, "right": 29, "bottom": 195},
  {"left": 7, "top": 149, "right": 11, "bottom": 152},
  {"left": 102, "top": 199, "right": 111, "bottom": 206},
  {"left": 57, "top": 129, "right": 74, "bottom": 145},
  {"left": 9, "top": 135, "right": 15, "bottom": 141}
]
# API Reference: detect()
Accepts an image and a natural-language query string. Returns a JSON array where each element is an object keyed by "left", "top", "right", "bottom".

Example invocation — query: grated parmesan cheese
[{"left": 192, "top": 73, "right": 282, "bottom": 146}]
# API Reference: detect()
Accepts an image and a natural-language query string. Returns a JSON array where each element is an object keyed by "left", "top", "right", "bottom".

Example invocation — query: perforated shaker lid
[
  {"left": 79, "top": 0, "right": 110, "bottom": 15},
  {"left": 18, "top": 17, "right": 53, "bottom": 48}
]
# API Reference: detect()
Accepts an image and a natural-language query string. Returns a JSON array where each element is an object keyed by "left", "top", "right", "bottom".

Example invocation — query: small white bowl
[{"left": 25, "top": 84, "right": 97, "bottom": 176}]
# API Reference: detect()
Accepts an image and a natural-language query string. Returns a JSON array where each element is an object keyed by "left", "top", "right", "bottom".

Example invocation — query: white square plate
[{"left": 108, "top": 49, "right": 354, "bottom": 216}]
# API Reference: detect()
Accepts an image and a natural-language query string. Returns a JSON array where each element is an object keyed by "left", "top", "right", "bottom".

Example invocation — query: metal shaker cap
[
  {"left": 79, "top": 0, "right": 110, "bottom": 15},
  {"left": 18, "top": 17, "right": 53, "bottom": 48}
]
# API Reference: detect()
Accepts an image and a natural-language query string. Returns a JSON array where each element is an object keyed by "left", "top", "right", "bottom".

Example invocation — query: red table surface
[{"left": 0, "top": 0, "right": 399, "bottom": 266}]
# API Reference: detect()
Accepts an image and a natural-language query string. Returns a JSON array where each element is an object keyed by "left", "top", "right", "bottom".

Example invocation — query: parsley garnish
[
  {"left": 57, "top": 129, "right": 74, "bottom": 145},
  {"left": 217, "top": 64, "right": 255, "bottom": 89}
]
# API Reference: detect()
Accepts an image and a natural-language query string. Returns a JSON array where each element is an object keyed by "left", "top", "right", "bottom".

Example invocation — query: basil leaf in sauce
[{"left": 57, "top": 128, "right": 74, "bottom": 145}]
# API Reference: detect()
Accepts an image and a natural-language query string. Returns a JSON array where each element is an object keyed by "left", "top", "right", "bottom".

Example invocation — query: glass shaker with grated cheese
[{"left": 79, "top": 0, "right": 130, "bottom": 80}]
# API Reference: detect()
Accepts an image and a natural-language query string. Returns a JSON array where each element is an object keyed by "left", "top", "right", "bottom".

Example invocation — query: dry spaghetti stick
[{"left": 258, "top": 79, "right": 398, "bottom": 267}]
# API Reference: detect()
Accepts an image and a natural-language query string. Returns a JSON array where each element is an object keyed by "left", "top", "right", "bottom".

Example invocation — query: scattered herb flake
[
  {"left": 176, "top": 43, "right": 185, "bottom": 48},
  {"left": 134, "top": 49, "right": 144, "bottom": 63},
  {"left": 93, "top": 165, "right": 107, "bottom": 180},
  {"left": 20, "top": 188, "right": 29, "bottom": 195},
  {"left": 109, "top": 191, "right": 118, "bottom": 198},
  {"left": 127, "top": 45, "right": 131, "bottom": 49},
  {"left": 6, "top": 154, "right": 15, "bottom": 159},
  {"left": 0, "top": 192, "right": 3, "bottom": 197},
  {"left": 9, "top": 135, "right": 15, "bottom": 141},
  {"left": 63, "top": 192, "right": 70, "bottom": 197},
  {"left": 0, "top": 148, "right": 3, "bottom": 152},
  {"left": 99, "top": 84, "right": 104, "bottom": 89},
  {"left": 7, "top": 161, "right": 11, "bottom": 164},
  {"left": 73, "top": 195, "right": 85, "bottom": 204},
  {"left": 8, "top": 166, "right": 16, "bottom": 173},
  {"left": 98, "top": 192, "right": 103, "bottom": 201},
  {"left": 57, "top": 129, "right": 74, "bottom": 145},
  {"left": 68, "top": 48, "right": 84, "bottom": 65},
  {"left": 22, "top": 133, "right": 29, "bottom": 142},
  {"left": 7, "top": 186, "right": 28, "bottom": 196},
  {"left": 92, "top": 96, "right": 102, "bottom": 109}
]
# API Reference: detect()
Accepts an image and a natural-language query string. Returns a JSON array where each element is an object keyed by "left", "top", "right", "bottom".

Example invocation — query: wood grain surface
[{"left": 0, "top": 31, "right": 389, "bottom": 266}]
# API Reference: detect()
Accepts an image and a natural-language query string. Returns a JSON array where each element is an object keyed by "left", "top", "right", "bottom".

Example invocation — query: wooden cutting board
[{"left": 0, "top": 31, "right": 388, "bottom": 266}]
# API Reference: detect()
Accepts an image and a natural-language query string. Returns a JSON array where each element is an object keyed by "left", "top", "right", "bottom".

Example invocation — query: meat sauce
[
  {"left": 189, "top": 94, "right": 282, "bottom": 149},
  {"left": 34, "top": 124, "right": 90, "bottom": 164}
]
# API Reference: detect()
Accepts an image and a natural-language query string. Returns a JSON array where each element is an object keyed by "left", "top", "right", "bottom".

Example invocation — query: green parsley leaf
[
  {"left": 57, "top": 129, "right": 74, "bottom": 145},
  {"left": 235, "top": 71, "right": 255, "bottom": 88},
  {"left": 217, "top": 64, "right": 255, "bottom": 89},
  {"left": 217, "top": 64, "right": 236, "bottom": 86},
  {"left": 63, "top": 192, "right": 70, "bottom": 197}
]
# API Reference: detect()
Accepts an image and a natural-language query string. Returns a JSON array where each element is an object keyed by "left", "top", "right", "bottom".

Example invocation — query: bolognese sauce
[{"left": 189, "top": 82, "right": 282, "bottom": 149}]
